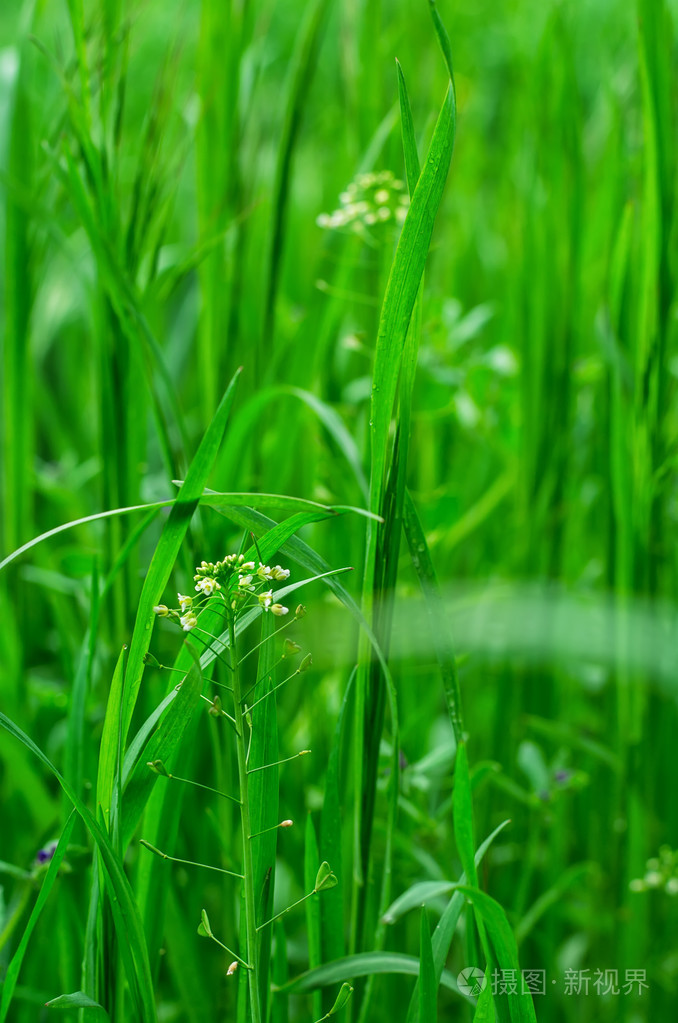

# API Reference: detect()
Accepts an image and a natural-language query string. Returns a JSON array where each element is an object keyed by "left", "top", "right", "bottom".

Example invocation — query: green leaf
[
  {"left": 404, "top": 821, "right": 511, "bottom": 1023},
  {"left": 418, "top": 910, "right": 436, "bottom": 1023},
  {"left": 198, "top": 908, "right": 213, "bottom": 938},
  {"left": 95, "top": 644, "right": 127, "bottom": 834},
  {"left": 119, "top": 367, "right": 242, "bottom": 747},
  {"left": 315, "top": 862, "right": 338, "bottom": 892},
  {"left": 275, "top": 953, "right": 463, "bottom": 997},
  {"left": 472, "top": 972, "right": 495, "bottom": 1023},
  {"left": 0, "top": 714, "right": 158, "bottom": 1023},
  {"left": 396, "top": 60, "right": 421, "bottom": 193},
  {"left": 454, "top": 887, "right": 537, "bottom": 1023},
  {"left": 403, "top": 490, "right": 464, "bottom": 742},
  {"left": 0, "top": 813, "right": 76, "bottom": 1023},
  {"left": 45, "top": 991, "right": 110, "bottom": 1017},
  {"left": 453, "top": 743, "right": 478, "bottom": 888},
  {"left": 327, "top": 982, "right": 353, "bottom": 1015},
  {"left": 121, "top": 655, "right": 203, "bottom": 847}
]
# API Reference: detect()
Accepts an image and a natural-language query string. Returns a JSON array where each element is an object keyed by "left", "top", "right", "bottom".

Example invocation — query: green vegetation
[{"left": 1, "top": 0, "right": 676, "bottom": 1020}]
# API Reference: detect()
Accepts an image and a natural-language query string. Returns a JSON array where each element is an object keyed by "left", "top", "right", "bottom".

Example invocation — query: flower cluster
[
  {"left": 316, "top": 170, "right": 409, "bottom": 235},
  {"left": 630, "top": 846, "right": 678, "bottom": 895},
  {"left": 153, "top": 554, "right": 292, "bottom": 632}
]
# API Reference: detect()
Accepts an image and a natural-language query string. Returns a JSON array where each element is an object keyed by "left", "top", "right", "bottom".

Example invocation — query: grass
[{"left": 1, "top": 0, "right": 677, "bottom": 1020}]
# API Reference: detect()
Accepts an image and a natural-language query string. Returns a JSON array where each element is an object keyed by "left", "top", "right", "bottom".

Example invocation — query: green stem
[{"left": 230, "top": 612, "right": 263, "bottom": 1023}]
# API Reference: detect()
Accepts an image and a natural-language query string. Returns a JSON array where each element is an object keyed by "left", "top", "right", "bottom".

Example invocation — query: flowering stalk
[
  {"left": 228, "top": 608, "right": 263, "bottom": 1023},
  {"left": 151, "top": 553, "right": 337, "bottom": 1021}
]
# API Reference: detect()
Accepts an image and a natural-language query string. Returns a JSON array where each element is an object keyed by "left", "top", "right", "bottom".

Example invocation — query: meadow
[{"left": 1, "top": 0, "right": 677, "bottom": 1020}]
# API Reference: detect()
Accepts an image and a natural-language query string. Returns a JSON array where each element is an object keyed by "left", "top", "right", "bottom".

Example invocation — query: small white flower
[
  {"left": 241, "top": 561, "right": 255, "bottom": 571},
  {"left": 195, "top": 577, "right": 220, "bottom": 596},
  {"left": 178, "top": 593, "right": 193, "bottom": 612},
  {"left": 270, "top": 565, "right": 290, "bottom": 580},
  {"left": 375, "top": 188, "right": 390, "bottom": 203},
  {"left": 238, "top": 574, "right": 254, "bottom": 589},
  {"left": 153, "top": 605, "right": 170, "bottom": 617},
  {"left": 180, "top": 612, "right": 198, "bottom": 631},
  {"left": 257, "top": 564, "right": 273, "bottom": 581},
  {"left": 258, "top": 589, "right": 273, "bottom": 610},
  {"left": 271, "top": 604, "right": 289, "bottom": 616}
]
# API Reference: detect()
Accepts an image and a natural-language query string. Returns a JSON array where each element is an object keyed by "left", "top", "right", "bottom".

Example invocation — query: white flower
[
  {"left": 196, "top": 577, "right": 220, "bottom": 596},
  {"left": 257, "top": 564, "right": 273, "bottom": 581},
  {"left": 270, "top": 565, "right": 290, "bottom": 580},
  {"left": 238, "top": 574, "right": 254, "bottom": 589},
  {"left": 153, "top": 605, "right": 170, "bottom": 616},
  {"left": 178, "top": 593, "right": 193, "bottom": 612},
  {"left": 258, "top": 590, "right": 273, "bottom": 610},
  {"left": 271, "top": 604, "right": 289, "bottom": 616},
  {"left": 180, "top": 612, "right": 198, "bottom": 631},
  {"left": 240, "top": 561, "right": 255, "bottom": 571}
]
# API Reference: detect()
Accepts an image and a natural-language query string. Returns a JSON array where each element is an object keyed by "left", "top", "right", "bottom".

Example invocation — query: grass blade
[
  {"left": 0, "top": 714, "right": 158, "bottom": 1022},
  {"left": 0, "top": 812, "right": 77, "bottom": 1023}
]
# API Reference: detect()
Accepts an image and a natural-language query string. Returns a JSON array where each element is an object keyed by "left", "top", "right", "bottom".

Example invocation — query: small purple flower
[{"left": 36, "top": 840, "right": 58, "bottom": 865}]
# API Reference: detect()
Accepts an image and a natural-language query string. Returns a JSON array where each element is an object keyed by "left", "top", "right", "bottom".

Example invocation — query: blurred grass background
[{"left": 1, "top": 0, "right": 677, "bottom": 1020}]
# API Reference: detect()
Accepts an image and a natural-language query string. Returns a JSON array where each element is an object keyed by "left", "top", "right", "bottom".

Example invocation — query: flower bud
[
  {"left": 227, "top": 961, "right": 238, "bottom": 976},
  {"left": 271, "top": 603, "right": 289, "bottom": 616},
  {"left": 295, "top": 604, "right": 307, "bottom": 619},
  {"left": 153, "top": 605, "right": 170, "bottom": 617}
]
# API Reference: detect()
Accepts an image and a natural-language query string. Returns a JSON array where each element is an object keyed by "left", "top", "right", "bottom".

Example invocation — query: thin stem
[
  {"left": 237, "top": 617, "right": 296, "bottom": 668},
  {"left": 139, "top": 840, "right": 243, "bottom": 878},
  {"left": 229, "top": 612, "right": 263, "bottom": 1023},
  {"left": 205, "top": 931, "right": 252, "bottom": 970},
  {"left": 246, "top": 668, "right": 300, "bottom": 711},
  {"left": 173, "top": 771, "right": 241, "bottom": 805},
  {"left": 247, "top": 750, "right": 311, "bottom": 774},
  {"left": 192, "top": 626, "right": 235, "bottom": 672},
  {"left": 256, "top": 887, "right": 316, "bottom": 932}
]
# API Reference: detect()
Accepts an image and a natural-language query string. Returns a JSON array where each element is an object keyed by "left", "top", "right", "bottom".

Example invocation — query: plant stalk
[{"left": 229, "top": 613, "right": 263, "bottom": 1023}]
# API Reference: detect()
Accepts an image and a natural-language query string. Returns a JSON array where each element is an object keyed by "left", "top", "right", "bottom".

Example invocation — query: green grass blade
[
  {"left": 368, "top": 79, "right": 456, "bottom": 512},
  {"left": 403, "top": 489, "right": 464, "bottom": 742},
  {"left": 453, "top": 743, "right": 478, "bottom": 887},
  {"left": 472, "top": 972, "right": 495, "bottom": 1023},
  {"left": 396, "top": 60, "right": 420, "bottom": 193},
  {"left": 263, "top": 0, "right": 329, "bottom": 351},
  {"left": 0, "top": 714, "right": 158, "bottom": 1022},
  {"left": 404, "top": 821, "right": 511, "bottom": 1022},
  {"left": 417, "top": 909, "right": 436, "bottom": 1023},
  {"left": 275, "top": 953, "right": 462, "bottom": 997},
  {"left": 95, "top": 645, "right": 128, "bottom": 832},
  {"left": 120, "top": 367, "right": 242, "bottom": 746},
  {"left": 0, "top": 812, "right": 77, "bottom": 1023},
  {"left": 304, "top": 814, "right": 323, "bottom": 1021},
  {"left": 44, "top": 991, "right": 110, "bottom": 1018},
  {"left": 319, "top": 674, "right": 352, "bottom": 964},
  {"left": 454, "top": 887, "right": 537, "bottom": 1023},
  {"left": 121, "top": 655, "right": 203, "bottom": 847}
]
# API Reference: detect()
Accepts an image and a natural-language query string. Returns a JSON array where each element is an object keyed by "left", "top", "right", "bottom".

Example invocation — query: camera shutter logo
[{"left": 457, "top": 968, "right": 487, "bottom": 997}]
